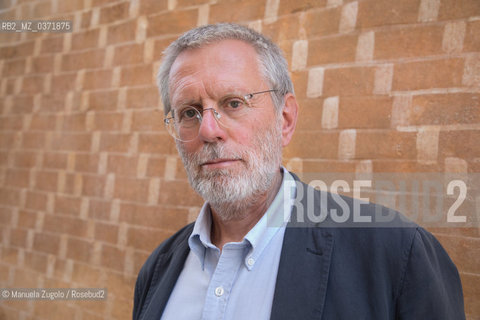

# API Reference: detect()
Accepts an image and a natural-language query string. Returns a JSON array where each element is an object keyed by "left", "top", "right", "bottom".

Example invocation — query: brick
[
  {"left": 393, "top": 58, "right": 464, "bottom": 91},
  {"left": 94, "top": 222, "right": 118, "bottom": 244},
  {"left": 464, "top": 20, "right": 480, "bottom": 52},
  {"left": 88, "top": 89, "right": 119, "bottom": 111},
  {"left": 127, "top": 226, "right": 173, "bottom": 252},
  {"left": 416, "top": 127, "right": 439, "bottom": 163},
  {"left": 138, "top": 133, "right": 177, "bottom": 154},
  {"left": 70, "top": 262, "right": 102, "bottom": 286},
  {"left": 29, "top": 114, "right": 56, "bottom": 131},
  {"left": 81, "top": 174, "right": 107, "bottom": 197},
  {"left": 375, "top": 25, "right": 444, "bottom": 59},
  {"left": 51, "top": 73, "right": 78, "bottom": 94},
  {"left": 114, "top": 177, "right": 150, "bottom": 202},
  {"left": 410, "top": 93, "right": 480, "bottom": 125},
  {"left": 285, "top": 131, "right": 339, "bottom": 159},
  {"left": 463, "top": 55, "right": 480, "bottom": 87},
  {"left": 0, "top": 115, "right": 23, "bottom": 131},
  {"left": 42, "top": 152, "right": 67, "bottom": 170},
  {"left": 10, "top": 95, "right": 34, "bottom": 114},
  {"left": 120, "top": 203, "right": 189, "bottom": 230},
  {"left": 278, "top": 0, "right": 327, "bottom": 15},
  {"left": 51, "top": 133, "right": 91, "bottom": 152},
  {"left": 338, "top": 96, "right": 393, "bottom": 128},
  {"left": 40, "top": 36, "right": 64, "bottom": 54},
  {"left": 372, "top": 160, "right": 441, "bottom": 173},
  {"left": 120, "top": 64, "right": 153, "bottom": 86},
  {"left": 35, "top": 171, "right": 58, "bottom": 192},
  {"left": 126, "top": 86, "right": 159, "bottom": 109},
  {"left": 55, "top": 195, "right": 82, "bottom": 216},
  {"left": 30, "top": 55, "right": 54, "bottom": 74},
  {"left": 81, "top": 10, "right": 92, "bottom": 29},
  {"left": 131, "top": 110, "right": 163, "bottom": 132},
  {"left": 323, "top": 66, "right": 375, "bottom": 96},
  {"left": 100, "top": 133, "right": 132, "bottom": 153},
  {"left": 62, "top": 49, "right": 105, "bottom": 71},
  {"left": 107, "top": 19, "right": 137, "bottom": 45},
  {"left": 5, "top": 168, "right": 30, "bottom": 188},
  {"left": 33, "top": 232, "right": 60, "bottom": 255},
  {"left": 13, "top": 151, "right": 36, "bottom": 168},
  {"left": 138, "top": 1, "right": 168, "bottom": 14},
  {"left": 91, "top": 112, "right": 123, "bottom": 131},
  {"left": 22, "top": 74, "right": 46, "bottom": 94},
  {"left": 57, "top": 0, "right": 84, "bottom": 13},
  {"left": 304, "top": 7, "right": 341, "bottom": 37},
  {"left": 439, "top": 130, "right": 480, "bottom": 159},
  {"left": 0, "top": 41, "right": 34, "bottom": 59},
  {"left": 71, "top": 29, "right": 100, "bottom": 51},
  {"left": 82, "top": 69, "right": 112, "bottom": 90},
  {"left": 25, "top": 191, "right": 47, "bottom": 211},
  {"left": 0, "top": 207, "right": 13, "bottom": 225},
  {"left": 146, "top": 157, "right": 166, "bottom": 178},
  {"left": 100, "top": 244, "right": 125, "bottom": 271},
  {"left": 89, "top": 199, "right": 111, "bottom": 221},
  {"left": 308, "top": 34, "right": 358, "bottom": 65},
  {"left": 99, "top": 2, "right": 130, "bottom": 24},
  {"left": 1, "top": 246, "right": 20, "bottom": 264},
  {"left": 262, "top": 15, "right": 300, "bottom": 42},
  {"left": 66, "top": 237, "right": 92, "bottom": 263},
  {"left": 339, "top": 1, "right": 358, "bottom": 33},
  {"left": 209, "top": 0, "right": 265, "bottom": 23},
  {"left": 62, "top": 114, "right": 86, "bottom": 132},
  {"left": 44, "top": 214, "right": 88, "bottom": 237},
  {"left": 24, "top": 251, "right": 48, "bottom": 273},
  {"left": 3, "top": 58, "right": 26, "bottom": 76},
  {"left": 357, "top": 0, "right": 420, "bottom": 28},
  {"left": 10, "top": 228, "right": 28, "bottom": 247},
  {"left": 0, "top": 132, "right": 17, "bottom": 149},
  {"left": 32, "top": 1, "right": 52, "bottom": 17},
  {"left": 106, "top": 154, "right": 138, "bottom": 177},
  {"left": 437, "top": 0, "right": 480, "bottom": 20},
  {"left": 74, "top": 154, "right": 99, "bottom": 173},
  {"left": 113, "top": 43, "right": 144, "bottom": 66},
  {"left": 356, "top": 131, "right": 417, "bottom": 159}
]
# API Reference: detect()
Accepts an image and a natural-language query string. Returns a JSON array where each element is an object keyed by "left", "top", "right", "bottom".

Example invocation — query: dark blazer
[{"left": 133, "top": 176, "right": 465, "bottom": 320}]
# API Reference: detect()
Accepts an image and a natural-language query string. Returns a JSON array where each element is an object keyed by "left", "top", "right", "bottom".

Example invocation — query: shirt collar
[{"left": 188, "top": 167, "right": 296, "bottom": 271}]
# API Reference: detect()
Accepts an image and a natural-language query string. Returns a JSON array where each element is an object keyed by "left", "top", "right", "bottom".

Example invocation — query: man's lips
[{"left": 200, "top": 158, "right": 241, "bottom": 168}]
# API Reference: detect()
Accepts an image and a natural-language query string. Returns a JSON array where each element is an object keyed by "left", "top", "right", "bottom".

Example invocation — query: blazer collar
[{"left": 270, "top": 175, "right": 335, "bottom": 320}]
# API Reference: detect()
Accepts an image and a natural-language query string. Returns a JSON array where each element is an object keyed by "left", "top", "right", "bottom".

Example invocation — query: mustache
[{"left": 182, "top": 143, "right": 244, "bottom": 165}]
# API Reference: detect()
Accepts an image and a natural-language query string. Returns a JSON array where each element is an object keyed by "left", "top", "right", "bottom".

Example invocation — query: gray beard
[{"left": 176, "top": 117, "right": 283, "bottom": 221}]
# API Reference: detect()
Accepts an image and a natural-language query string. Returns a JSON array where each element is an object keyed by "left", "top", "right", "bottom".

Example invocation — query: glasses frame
[{"left": 164, "top": 89, "right": 278, "bottom": 142}]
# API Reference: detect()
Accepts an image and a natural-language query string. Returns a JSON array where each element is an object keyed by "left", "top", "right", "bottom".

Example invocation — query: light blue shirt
[{"left": 161, "top": 169, "right": 296, "bottom": 320}]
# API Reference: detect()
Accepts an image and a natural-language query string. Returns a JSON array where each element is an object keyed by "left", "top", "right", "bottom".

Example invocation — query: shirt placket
[{"left": 201, "top": 244, "right": 246, "bottom": 320}]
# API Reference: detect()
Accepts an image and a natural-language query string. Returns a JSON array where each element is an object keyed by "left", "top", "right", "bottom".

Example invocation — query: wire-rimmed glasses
[{"left": 164, "top": 89, "right": 277, "bottom": 142}]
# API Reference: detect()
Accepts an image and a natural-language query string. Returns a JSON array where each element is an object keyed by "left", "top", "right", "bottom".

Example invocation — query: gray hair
[{"left": 157, "top": 23, "right": 294, "bottom": 115}]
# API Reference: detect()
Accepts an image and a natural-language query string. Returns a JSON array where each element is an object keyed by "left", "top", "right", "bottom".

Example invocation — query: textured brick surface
[{"left": 0, "top": 0, "right": 479, "bottom": 319}]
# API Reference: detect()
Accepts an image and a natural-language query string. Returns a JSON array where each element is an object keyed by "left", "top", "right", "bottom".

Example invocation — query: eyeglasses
[{"left": 164, "top": 89, "right": 277, "bottom": 142}]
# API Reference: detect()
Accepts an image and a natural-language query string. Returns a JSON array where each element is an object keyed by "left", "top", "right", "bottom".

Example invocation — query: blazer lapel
[
  {"left": 140, "top": 237, "right": 190, "bottom": 320},
  {"left": 270, "top": 178, "right": 334, "bottom": 320}
]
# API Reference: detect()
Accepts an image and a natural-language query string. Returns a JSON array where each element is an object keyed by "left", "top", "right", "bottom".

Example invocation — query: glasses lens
[{"left": 165, "top": 107, "right": 201, "bottom": 142}]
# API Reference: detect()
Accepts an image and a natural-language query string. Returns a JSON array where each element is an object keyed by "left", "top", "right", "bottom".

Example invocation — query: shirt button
[
  {"left": 214, "top": 286, "right": 224, "bottom": 297},
  {"left": 247, "top": 257, "right": 255, "bottom": 266}
]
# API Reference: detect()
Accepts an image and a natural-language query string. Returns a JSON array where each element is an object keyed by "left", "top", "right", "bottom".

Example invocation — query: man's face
[{"left": 168, "top": 39, "right": 283, "bottom": 216}]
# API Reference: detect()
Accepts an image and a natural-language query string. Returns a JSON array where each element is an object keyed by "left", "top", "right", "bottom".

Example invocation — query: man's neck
[{"left": 209, "top": 169, "right": 283, "bottom": 251}]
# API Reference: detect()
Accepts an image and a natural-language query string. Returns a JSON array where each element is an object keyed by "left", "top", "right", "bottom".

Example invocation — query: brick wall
[{"left": 0, "top": 0, "right": 479, "bottom": 319}]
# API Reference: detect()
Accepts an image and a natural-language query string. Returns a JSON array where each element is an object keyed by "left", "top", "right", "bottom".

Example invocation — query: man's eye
[
  {"left": 227, "top": 99, "right": 245, "bottom": 109},
  {"left": 180, "top": 108, "right": 198, "bottom": 121}
]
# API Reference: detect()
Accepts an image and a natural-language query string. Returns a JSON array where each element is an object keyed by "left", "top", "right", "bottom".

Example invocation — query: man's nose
[{"left": 197, "top": 108, "right": 227, "bottom": 142}]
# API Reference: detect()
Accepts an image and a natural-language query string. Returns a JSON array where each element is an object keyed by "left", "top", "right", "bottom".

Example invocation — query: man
[{"left": 133, "top": 23, "right": 465, "bottom": 320}]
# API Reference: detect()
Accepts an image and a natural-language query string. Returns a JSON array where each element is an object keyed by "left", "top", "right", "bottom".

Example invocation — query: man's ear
[{"left": 281, "top": 93, "right": 298, "bottom": 147}]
